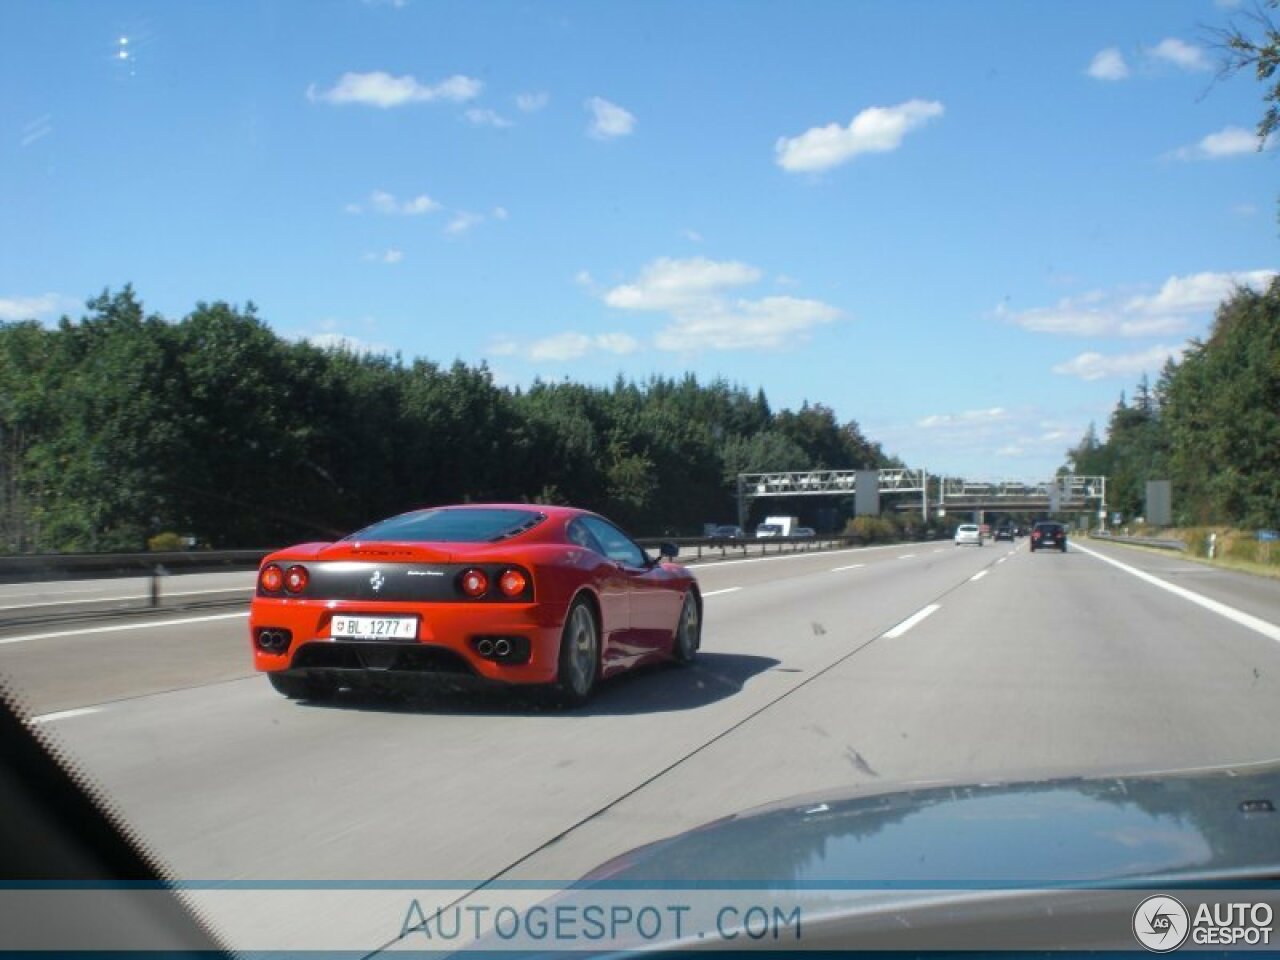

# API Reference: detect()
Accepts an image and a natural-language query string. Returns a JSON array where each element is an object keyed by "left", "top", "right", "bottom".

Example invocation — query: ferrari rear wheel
[
  {"left": 672, "top": 591, "right": 700, "bottom": 664},
  {"left": 553, "top": 599, "right": 599, "bottom": 707},
  {"left": 267, "top": 672, "right": 337, "bottom": 701}
]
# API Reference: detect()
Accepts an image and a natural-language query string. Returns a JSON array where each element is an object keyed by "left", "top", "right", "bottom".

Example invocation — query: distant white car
[{"left": 955, "top": 524, "right": 983, "bottom": 547}]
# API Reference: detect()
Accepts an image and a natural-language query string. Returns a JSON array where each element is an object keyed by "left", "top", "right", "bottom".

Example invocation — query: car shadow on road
[{"left": 298, "top": 652, "right": 780, "bottom": 718}]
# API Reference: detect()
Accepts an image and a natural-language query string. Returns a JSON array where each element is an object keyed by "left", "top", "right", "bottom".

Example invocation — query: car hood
[{"left": 579, "top": 761, "right": 1280, "bottom": 890}]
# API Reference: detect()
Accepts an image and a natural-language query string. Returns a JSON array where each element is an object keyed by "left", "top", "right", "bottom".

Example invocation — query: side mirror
[{"left": 658, "top": 541, "right": 679, "bottom": 560}]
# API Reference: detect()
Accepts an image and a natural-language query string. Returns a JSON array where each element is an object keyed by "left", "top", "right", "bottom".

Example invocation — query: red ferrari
[{"left": 250, "top": 504, "right": 702, "bottom": 705}]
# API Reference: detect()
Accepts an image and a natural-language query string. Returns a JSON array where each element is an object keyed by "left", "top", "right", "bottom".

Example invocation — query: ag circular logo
[{"left": 1133, "top": 895, "right": 1190, "bottom": 952}]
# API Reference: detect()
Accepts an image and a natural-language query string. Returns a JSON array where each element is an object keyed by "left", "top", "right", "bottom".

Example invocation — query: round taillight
[
  {"left": 460, "top": 568, "right": 489, "bottom": 598},
  {"left": 259, "top": 564, "right": 284, "bottom": 592},
  {"left": 498, "top": 569, "right": 528, "bottom": 597},
  {"left": 284, "top": 565, "right": 309, "bottom": 594}
]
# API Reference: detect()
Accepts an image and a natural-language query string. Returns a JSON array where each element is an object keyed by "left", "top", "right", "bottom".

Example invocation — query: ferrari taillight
[
  {"left": 460, "top": 568, "right": 489, "bottom": 598},
  {"left": 259, "top": 564, "right": 284, "bottom": 592},
  {"left": 498, "top": 568, "right": 528, "bottom": 597},
  {"left": 284, "top": 565, "right": 309, "bottom": 594}
]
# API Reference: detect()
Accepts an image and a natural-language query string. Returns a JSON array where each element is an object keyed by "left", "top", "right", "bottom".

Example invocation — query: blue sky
[{"left": 2, "top": 0, "right": 1275, "bottom": 479}]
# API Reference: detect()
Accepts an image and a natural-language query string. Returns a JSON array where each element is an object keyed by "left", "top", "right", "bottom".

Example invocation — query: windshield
[
  {"left": 345, "top": 508, "right": 545, "bottom": 543},
  {"left": 3, "top": 1, "right": 1279, "bottom": 955}
]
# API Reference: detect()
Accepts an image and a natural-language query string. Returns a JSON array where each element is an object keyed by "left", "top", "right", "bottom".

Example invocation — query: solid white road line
[
  {"left": 970, "top": 570, "right": 989, "bottom": 582},
  {"left": 898, "top": 554, "right": 917, "bottom": 560},
  {"left": 1073, "top": 542, "right": 1280, "bottom": 644},
  {"left": 830, "top": 563, "right": 866, "bottom": 572},
  {"left": 27, "top": 707, "right": 103, "bottom": 725},
  {"left": 883, "top": 604, "right": 941, "bottom": 639},
  {"left": 701, "top": 587, "right": 742, "bottom": 598},
  {"left": 0, "top": 611, "right": 250, "bottom": 645}
]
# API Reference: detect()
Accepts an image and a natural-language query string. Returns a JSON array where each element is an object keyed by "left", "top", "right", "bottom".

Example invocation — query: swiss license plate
[{"left": 331, "top": 616, "right": 417, "bottom": 641}]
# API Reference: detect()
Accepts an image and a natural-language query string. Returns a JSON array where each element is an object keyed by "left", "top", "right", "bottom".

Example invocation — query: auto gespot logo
[{"left": 1133, "top": 895, "right": 1274, "bottom": 951}]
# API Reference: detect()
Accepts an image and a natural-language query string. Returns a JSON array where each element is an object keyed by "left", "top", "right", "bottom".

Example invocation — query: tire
[
  {"left": 672, "top": 591, "right": 701, "bottom": 665},
  {"left": 551, "top": 598, "right": 600, "bottom": 707},
  {"left": 267, "top": 672, "right": 336, "bottom": 700}
]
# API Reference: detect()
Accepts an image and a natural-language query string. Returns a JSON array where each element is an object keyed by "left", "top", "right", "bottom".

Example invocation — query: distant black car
[
  {"left": 994, "top": 526, "right": 1014, "bottom": 542},
  {"left": 1030, "top": 521, "right": 1067, "bottom": 552},
  {"left": 712, "top": 524, "right": 745, "bottom": 540}
]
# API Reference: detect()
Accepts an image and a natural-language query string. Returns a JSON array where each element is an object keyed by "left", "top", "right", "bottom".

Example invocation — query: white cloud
[
  {"left": 362, "top": 248, "right": 404, "bottom": 264},
  {"left": 1087, "top": 47, "right": 1129, "bottom": 81},
  {"left": 487, "top": 337, "right": 519, "bottom": 357},
  {"left": 20, "top": 114, "right": 53, "bottom": 147},
  {"left": 653, "top": 296, "right": 839, "bottom": 352},
  {"left": 774, "top": 99, "right": 944, "bottom": 173},
  {"left": 305, "top": 332, "right": 390, "bottom": 353},
  {"left": 308, "top": 71, "right": 481, "bottom": 108},
  {"left": 0, "top": 293, "right": 76, "bottom": 322},
  {"left": 349, "top": 189, "right": 439, "bottom": 215},
  {"left": 603, "top": 256, "right": 761, "bottom": 311},
  {"left": 515, "top": 91, "right": 549, "bottom": 113},
  {"left": 585, "top": 96, "right": 636, "bottom": 139},
  {"left": 1149, "top": 37, "right": 1210, "bottom": 72},
  {"left": 1172, "top": 125, "right": 1270, "bottom": 160},
  {"left": 526, "top": 331, "right": 640, "bottom": 362},
  {"left": 573, "top": 270, "right": 594, "bottom": 288},
  {"left": 917, "top": 408, "right": 1010, "bottom": 429},
  {"left": 445, "top": 211, "right": 484, "bottom": 235},
  {"left": 1125, "top": 269, "right": 1276, "bottom": 316},
  {"left": 492, "top": 206, "right": 509, "bottom": 220},
  {"left": 1006, "top": 269, "right": 1276, "bottom": 338},
  {"left": 1232, "top": 203, "right": 1259, "bottom": 218},
  {"left": 601, "top": 256, "right": 840, "bottom": 352},
  {"left": 465, "top": 108, "right": 512, "bottom": 128},
  {"left": 1052, "top": 345, "right": 1184, "bottom": 381}
]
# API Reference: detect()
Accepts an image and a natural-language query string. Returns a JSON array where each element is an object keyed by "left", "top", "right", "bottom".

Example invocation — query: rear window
[
  {"left": 1035, "top": 523, "right": 1065, "bottom": 533},
  {"left": 958, "top": 525, "right": 979, "bottom": 532},
  {"left": 345, "top": 508, "right": 545, "bottom": 543}
]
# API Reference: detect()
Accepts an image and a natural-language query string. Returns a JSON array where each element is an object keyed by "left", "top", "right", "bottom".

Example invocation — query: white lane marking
[
  {"left": 27, "top": 706, "right": 102, "bottom": 725},
  {"left": 0, "top": 586, "right": 250, "bottom": 612},
  {"left": 997, "top": 557, "right": 1008, "bottom": 565},
  {"left": 830, "top": 563, "right": 866, "bottom": 572},
  {"left": 970, "top": 570, "right": 989, "bottom": 582},
  {"left": 898, "top": 554, "right": 917, "bottom": 560},
  {"left": 692, "top": 541, "right": 934, "bottom": 570},
  {"left": 702, "top": 587, "right": 742, "bottom": 598},
  {"left": 1073, "top": 542, "right": 1280, "bottom": 644},
  {"left": 932, "top": 549, "right": 945, "bottom": 554},
  {"left": 0, "top": 611, "right": 250, "bottom": 645},
  {"left": 883, "top": 604, "right": 940, "bottom": 638}
]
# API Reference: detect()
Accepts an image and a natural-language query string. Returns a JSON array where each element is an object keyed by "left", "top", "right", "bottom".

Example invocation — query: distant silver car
[
  {"left": 755, "top": 523, "right": 783, "bottom": 538},
  {"left": 954, "top": 523, "right": 983, "bottom": 547}
]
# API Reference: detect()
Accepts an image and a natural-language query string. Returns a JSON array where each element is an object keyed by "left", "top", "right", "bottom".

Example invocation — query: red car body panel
[{"left": 249, "top": 505, "right": 697, "bottom": 689}]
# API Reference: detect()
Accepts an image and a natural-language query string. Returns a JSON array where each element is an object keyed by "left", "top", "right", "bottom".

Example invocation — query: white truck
[{"left": 758, "top": 515, "right": 801, "bottom": 537}]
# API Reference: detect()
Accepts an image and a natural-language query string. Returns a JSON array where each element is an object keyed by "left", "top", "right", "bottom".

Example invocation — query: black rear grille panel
[{"left": 291, "top": 642, "right": 475, "bottom": 675}]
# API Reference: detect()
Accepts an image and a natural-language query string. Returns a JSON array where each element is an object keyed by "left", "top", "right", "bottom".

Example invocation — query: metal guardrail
[
  {"left": 0, "top": 549, "right": 269, "bottom": 583},
  {"left": 1089, "top": 532, "right": 1187, "bottom": 552},
  {"left": 0, "top": 534, "right": 917, "bottom": 582}
]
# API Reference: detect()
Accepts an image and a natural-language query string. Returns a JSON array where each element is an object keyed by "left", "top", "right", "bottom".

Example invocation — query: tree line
[
  {"left": 0, "top": 287, "right": 895, "bottom": 552},
  {"left": 1062, "top": 279, "right": 1280, "bottom": 528}
]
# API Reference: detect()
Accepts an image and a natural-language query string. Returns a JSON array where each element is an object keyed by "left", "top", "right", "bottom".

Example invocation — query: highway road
[{"left": 4, "top": 536, "right": 1280, "bottom": 949}]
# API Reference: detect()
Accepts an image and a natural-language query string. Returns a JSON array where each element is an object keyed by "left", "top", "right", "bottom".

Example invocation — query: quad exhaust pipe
[
  {"left": 256, "top": 628, "right": 292, "bottom": 653},
  {"left": 472, "top": 636, "right": 524, "bottom": 663}
]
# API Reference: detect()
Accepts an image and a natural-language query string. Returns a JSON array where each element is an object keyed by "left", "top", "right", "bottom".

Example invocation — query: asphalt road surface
[{"left": 5, "top": 537, "right": 1280, "bottom": 949}]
